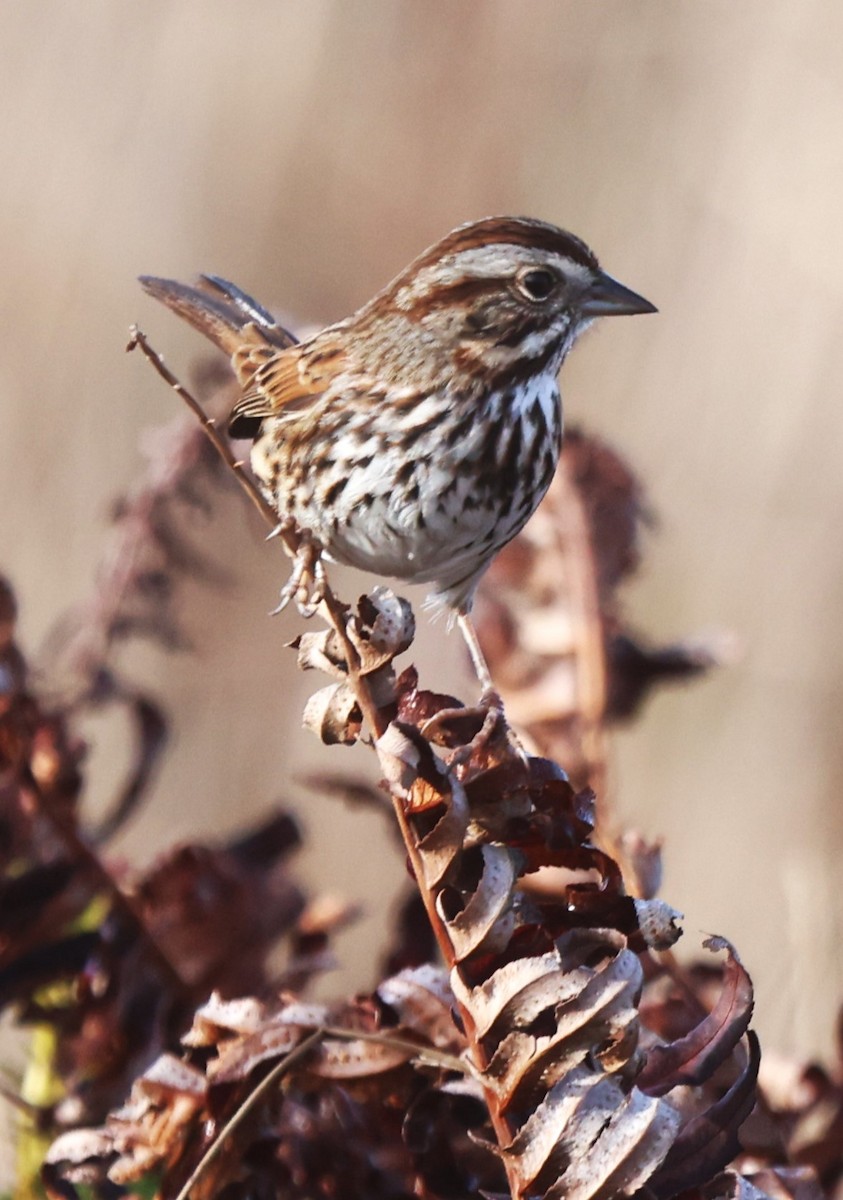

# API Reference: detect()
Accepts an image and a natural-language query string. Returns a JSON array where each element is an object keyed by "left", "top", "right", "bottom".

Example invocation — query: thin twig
[
  {"left": 127, "top": 327, "right": 282, "bottom": 535},
  {"left": 172, "top": 1029, "right": 325, "bottom": 1200}
]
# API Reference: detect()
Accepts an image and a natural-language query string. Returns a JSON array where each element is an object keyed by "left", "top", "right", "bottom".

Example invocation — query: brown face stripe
[{"left": 402, "top": 276, "right": 497, "bottom": 317}]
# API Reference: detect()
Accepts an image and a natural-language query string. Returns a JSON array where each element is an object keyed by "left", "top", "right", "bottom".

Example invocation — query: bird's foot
[
  {"left": 420, "top": 687, "right": 528, "bottom": 768},
  {"left": 269, "top": 527, "right": 326, "bottom": 619}
]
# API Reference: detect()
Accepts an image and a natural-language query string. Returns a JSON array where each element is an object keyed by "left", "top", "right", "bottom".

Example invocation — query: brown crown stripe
[{"left": 406, "top": 217, "right": 599, "bottom": 276}]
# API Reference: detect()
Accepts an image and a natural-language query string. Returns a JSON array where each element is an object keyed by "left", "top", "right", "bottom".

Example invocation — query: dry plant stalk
[{"left": 41, "top": 335, "right": 773, "bottom": 1200}]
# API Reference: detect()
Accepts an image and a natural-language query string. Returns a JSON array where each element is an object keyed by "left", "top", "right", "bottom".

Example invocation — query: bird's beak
[{"left": 581, "top": 271, "right": 657, "bottom": 317}]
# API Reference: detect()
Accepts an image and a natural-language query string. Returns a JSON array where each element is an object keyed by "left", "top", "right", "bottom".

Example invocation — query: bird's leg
[
  {"left": 269, "top": 525, "right": 326, "bottom": 619},
  {"left": 456, "top": 612, "right": 520, "bottom": 754},
  {"left": 421, "top": 611, "right": 527, "bottom": 764},
  {"left": 456, "top": 611, "right": 495, "bottom": 695}
]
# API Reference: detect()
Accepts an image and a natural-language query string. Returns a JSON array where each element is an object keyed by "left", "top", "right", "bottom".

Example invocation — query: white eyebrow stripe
[{"left": 392, "top": 247, "right": 593, "bottom": 308}]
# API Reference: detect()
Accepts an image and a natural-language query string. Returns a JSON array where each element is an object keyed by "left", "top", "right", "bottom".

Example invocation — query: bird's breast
[{"left": 251, "top": 372, "right": 562, "bottom": 587}]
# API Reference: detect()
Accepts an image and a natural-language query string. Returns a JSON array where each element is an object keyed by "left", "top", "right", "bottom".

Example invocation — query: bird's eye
[{"left": 517, "top": 267, "right": 557, "bottom": 302}]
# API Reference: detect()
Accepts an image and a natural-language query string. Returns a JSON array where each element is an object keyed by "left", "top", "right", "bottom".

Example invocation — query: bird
[{"left": 140, "top": 216, "right": 655, "bottom": 711}]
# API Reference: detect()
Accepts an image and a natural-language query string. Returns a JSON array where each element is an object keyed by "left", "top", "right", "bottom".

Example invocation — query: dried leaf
[
  {"left": 313, "top": 1035, "right": 414, "bottom": 1079},
  {"left": 437, "top": 844, "right": 518, "bottom": 960},
  {"left": 500, "top": 1067, "right": 682, "bottom": 1200},
  {"left": 348, "top": 587, "right": 415, "bottom": 671},
  {"left": 182, "top": 992, "right": 267, "bottom": 1047},
  {"left": 291, "top": 628, "right": 349, "bottom": 678},
  {"left": 632, "top": 899, "right": 684, "bottom": 951},
  {"left": 377, "top": 965, "right": 462, "bottom": 1052},
  {"left": 477, "top": 938, "right": 645, "bottom": 1107},
  {"left": 209, "top": 1022, "right": 305, "bottom": 1083},
  {"left": 543, "top": 1082, "right": 682, "bottom": 1200},
  {"left": 649, "top": 1032, "right": 761, "bottom": 1198},
  {"left": 639, "top": 939, "right": 753, "bottom": 1095},
  {"left": 302, "top": 682, "right": 363, "bottom": 744}
]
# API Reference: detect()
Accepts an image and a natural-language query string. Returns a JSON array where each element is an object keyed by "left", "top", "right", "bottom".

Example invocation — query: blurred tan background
[{"left": 1, "top": 0, "right": 842, "bottom": 1066}]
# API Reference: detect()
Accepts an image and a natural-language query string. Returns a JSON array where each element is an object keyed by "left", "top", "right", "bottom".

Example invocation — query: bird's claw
[
  {"left": 420, "top": 688, "right": 528, "bottom": 768},
  {"left": 270, "top": 531, "right": 326, "bottom": 619}
]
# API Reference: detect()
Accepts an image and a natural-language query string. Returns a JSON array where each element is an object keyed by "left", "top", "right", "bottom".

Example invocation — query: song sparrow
[{"left": 140, "top": 217, "right": 654, "bottom": 699}]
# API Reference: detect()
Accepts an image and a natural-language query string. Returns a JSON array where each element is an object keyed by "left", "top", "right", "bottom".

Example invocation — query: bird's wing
[
  {"left": 229, "top": 340, "right": 350, "bottom": 439},
  {"left": 139, "top": 272, "right": 335, "bottom": 440}
]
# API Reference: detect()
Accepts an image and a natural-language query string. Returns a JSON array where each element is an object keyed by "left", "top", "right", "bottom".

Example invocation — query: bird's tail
[{"left": 138, "top": 274, "right": 297, "bottom": 357}]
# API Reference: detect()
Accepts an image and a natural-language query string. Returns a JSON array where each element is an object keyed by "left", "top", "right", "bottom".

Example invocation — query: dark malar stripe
[
  {"left": 497, "top": 338, "right": 562, "bottom": 388},
  {"left": 454, "top": 336, "right": 562, "bottom": 387},
  {"left": 494, "top": 314, "right": 553, "bottom": 349}
]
